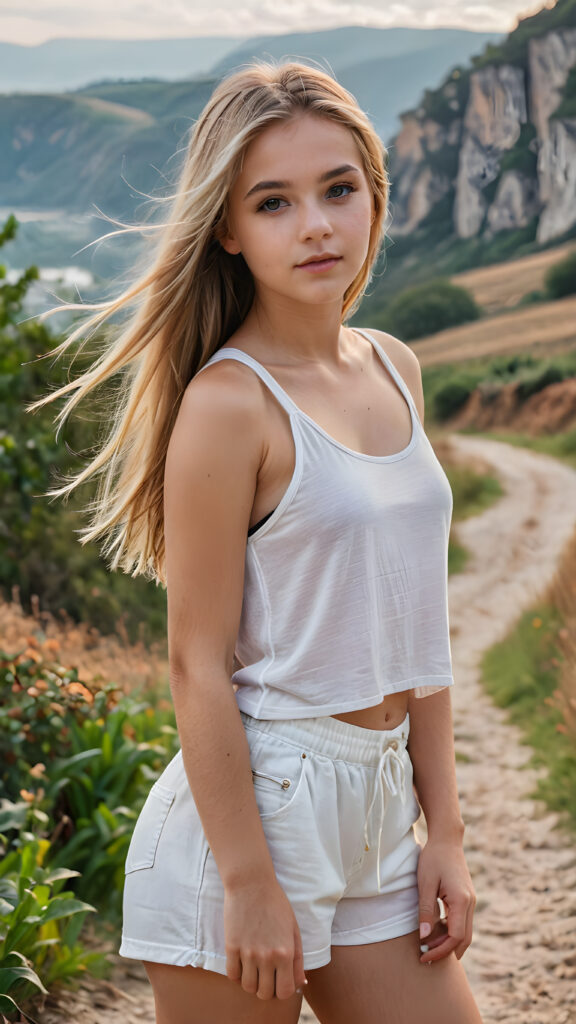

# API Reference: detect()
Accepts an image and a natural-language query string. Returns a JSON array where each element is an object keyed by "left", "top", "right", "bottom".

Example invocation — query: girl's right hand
[{"left": 224, "top": 878, "right": 307, "bottom": 1000}]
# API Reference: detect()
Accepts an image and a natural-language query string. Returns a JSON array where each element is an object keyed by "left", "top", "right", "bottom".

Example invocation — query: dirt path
[
  {"left": 436, "top": 434, "right": 576, "bottom": 1024},
  {"left": 41, "top": 434, "right": 576, "bottom": 1024}
]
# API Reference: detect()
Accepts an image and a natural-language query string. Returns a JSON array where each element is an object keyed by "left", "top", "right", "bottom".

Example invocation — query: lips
[{"left": 297, "top": 254, "right": 341, "bottom": 266}]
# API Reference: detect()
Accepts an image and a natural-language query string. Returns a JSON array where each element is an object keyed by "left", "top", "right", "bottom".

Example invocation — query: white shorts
[{"left": 119, "top": 709, "right": 422, "bottom": 975}]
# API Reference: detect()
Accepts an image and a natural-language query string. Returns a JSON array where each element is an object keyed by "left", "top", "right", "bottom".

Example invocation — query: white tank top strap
[
  {"left": 198, "top": 347, "right": 300, "bottom": 418},
  {"left": 352, "top": 328, "right": 420, "bottom": 418}
]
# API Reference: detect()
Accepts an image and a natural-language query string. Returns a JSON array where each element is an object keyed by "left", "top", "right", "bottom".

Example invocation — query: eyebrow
[{"left": 243, "top": 164, "right": 361, "bottom": 200}]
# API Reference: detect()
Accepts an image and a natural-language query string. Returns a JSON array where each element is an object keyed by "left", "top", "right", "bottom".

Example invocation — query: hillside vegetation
[{"left": 0, "top": 216, "right": 167, "bottom": 642}]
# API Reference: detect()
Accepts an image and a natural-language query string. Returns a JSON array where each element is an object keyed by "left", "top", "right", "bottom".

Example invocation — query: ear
[{"left": 219, "top": 232, "right": 242, "bottom": 256}]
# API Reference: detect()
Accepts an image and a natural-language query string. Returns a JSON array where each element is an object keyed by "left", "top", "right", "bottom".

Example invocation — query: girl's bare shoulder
[
  {"left": 363, "top": 327, "right": 425, "bottom": 423},
  {"left": 177, "top": 350, "right": 269, "bottom": 442}
]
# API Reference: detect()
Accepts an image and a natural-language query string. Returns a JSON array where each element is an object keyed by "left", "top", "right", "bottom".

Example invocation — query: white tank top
[{"left": 197, "top": 328, "right": 454, "bottom": 719}]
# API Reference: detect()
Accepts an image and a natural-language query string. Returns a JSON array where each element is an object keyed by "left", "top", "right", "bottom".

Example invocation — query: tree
[{"left": 0, "top": 215, "right": 166, "bottom": 641}]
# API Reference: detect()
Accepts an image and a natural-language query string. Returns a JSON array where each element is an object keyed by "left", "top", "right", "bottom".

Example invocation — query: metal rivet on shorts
[
  {"left": 301, "top": 753, "right": 307, "bottom": 758},
  {"left": 281, "top": 779, "right": 291, "bottom": 789}
]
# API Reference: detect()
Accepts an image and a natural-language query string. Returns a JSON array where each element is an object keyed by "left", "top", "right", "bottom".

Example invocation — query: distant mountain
[
  {"left": 212, "top": 26, "right": 501, "bottom": 76},
  {"left": 0, "top": 24, "right": 506, "bottom": 273},
  {"left": 0, "top": 79, "right": 215, "bottom": 214},
  {"left": 209, "top": 27, "right": 503, "bottom": 142},
  {"left": 0, "top": 37, "right": 242, "bottom": 94}
]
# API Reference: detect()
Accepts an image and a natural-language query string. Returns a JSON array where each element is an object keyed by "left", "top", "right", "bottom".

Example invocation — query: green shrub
[
  {"left": 515, "top": 363, "right": 566, "bottom": 400},
  {"left": 0, "top": 645, "right": 120, "bottom": 801},
  {"left": 0, "top": 214, "right": 167, "bottom": 643},
  {"left": 0, "top": 836, "right": 104, "bottom": 1021},
  {"left": 517, "top": 289, "right": 546, "bottom": 306},
  {"left": 544, "top": 249, "right": 576, "bottom": 299},
  {"left": 45, "top": 705, "right": 177, "bottom": 916},
  {"left": 382, "top": 279, "right": 480, "bottom": 341},
  {"left": 499, "top": 123, "right": 538, "bottom": 178},
  {"left": 432, "top": 379, "right": 475, "bottom": 419},
  {"left": 0, "top": 641, "right": 178, "bottom": 919}
]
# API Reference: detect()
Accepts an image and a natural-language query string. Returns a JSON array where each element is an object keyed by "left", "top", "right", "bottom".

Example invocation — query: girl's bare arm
[
  {"left": 407, "top": 688, "right": 476, "bottom": 963},
  {"left": 164, "top": 362, "right": 305, "bottom": 999},
  {"left": 378, "top": 336, "right": 475, "bottom": 959},
  {"left": 407, "top": 688, "right": 464, "bottom": 842}
]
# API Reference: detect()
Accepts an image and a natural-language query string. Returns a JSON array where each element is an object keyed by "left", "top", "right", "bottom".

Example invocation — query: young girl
[{"left": 35, "top": 61, "right": 483, "bottom": 1023}]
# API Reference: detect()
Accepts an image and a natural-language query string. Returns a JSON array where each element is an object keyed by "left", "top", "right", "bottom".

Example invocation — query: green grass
[
  {"left": 448, "top": 460, "right": 504, "bottom": 519},
  {"left": 445, "top": 419, "right": 576, "bottom": 834},
  {"left": 480, "top": 602, "right": 576, "bottom": 833},
  {"left": 447, "top": 540, "right": 468, "bottom": 576},
  {"left": 443, "top": 453, "right": 504, "bottom": 575}
]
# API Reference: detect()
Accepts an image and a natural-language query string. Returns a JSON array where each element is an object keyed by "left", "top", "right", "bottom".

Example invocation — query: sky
[{"left": 0, "top": 0, "right": 554, "bottom": 46}]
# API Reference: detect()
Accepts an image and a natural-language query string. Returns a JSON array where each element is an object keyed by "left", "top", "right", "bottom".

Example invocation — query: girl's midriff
[{"left": 331, "top": 690, "right": 410, "bottom": 731}]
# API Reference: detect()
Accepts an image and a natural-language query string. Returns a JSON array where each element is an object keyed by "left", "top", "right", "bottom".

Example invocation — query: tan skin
[{"left": 143, "top": 112, "right": 482, "bottom": 1023}]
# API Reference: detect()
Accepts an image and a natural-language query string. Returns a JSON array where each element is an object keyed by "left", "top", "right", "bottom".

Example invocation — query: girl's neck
[{"left": 238, "top": 299, "right": 351, "bottom": 368}]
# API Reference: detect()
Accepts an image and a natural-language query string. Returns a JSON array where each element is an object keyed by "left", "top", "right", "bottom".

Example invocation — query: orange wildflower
[
  {"left": 66, "top": 681, "right": 94, "bottom": 703},
  {"left": 22, "top": 647, "right": 42, "bottom": 663}
]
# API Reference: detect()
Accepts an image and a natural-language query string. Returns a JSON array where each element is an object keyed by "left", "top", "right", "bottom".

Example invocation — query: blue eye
[
  {"left": 328, "top": 183, "right": 355, "bottom": 198},
  {"left": 257, "top": 182, "right": 355, "bottom": 213},
  {"left": 259, "top": 197, "right": 286, "bottom": 212}
]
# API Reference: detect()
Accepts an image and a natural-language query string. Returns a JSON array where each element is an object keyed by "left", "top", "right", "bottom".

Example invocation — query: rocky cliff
[{"left": 388, "top": 2, "right": 576, "bottom": 247}]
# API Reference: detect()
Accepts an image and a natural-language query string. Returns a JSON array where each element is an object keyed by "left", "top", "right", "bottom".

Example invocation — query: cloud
[{"left": 0, "top": 0, "right": 539, "bottom": 45}]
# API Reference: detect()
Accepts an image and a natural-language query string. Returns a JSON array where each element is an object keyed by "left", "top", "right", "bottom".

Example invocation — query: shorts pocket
[
  {"left": 247, "top": 734, "right": 309, "bottom": 821},
  {"left": 125, "top": 782, "right": 176, "bottom": 873}
]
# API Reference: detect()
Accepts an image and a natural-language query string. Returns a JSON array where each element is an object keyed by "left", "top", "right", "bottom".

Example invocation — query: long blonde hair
[{"left": 30, "top": 60, "right": 390, "bottom": 586}]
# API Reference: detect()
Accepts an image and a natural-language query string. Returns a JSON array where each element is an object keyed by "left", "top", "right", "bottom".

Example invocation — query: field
[
  {"left": 409, "top": 242, "right": 576, "bottom": 367},
  {"left": 451, "top": 241, "right": 576, "bottom": 314}
]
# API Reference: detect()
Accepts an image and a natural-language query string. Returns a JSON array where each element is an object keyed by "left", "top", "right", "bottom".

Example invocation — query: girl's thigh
[
  {"left": 143, "top": 961, "right": 303, "bottom": 1024},
  {"left": 304, "top": 929, "right": 483, "bottom": 1024}
]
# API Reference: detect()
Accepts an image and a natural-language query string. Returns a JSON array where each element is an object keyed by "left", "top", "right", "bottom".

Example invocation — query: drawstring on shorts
[{"left": 363, "top": 740, "right": 408, "bottom": 891}]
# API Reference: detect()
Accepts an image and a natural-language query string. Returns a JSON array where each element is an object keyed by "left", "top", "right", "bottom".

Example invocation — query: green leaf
[
  {"left": 42, "top": 868, "right": 81, "bottom": 886},
  {"left": 0, "top": 963, "right": 48, "bottom": 994},
  {"left": 41, "top": 898, "right": 95, "bottom": 923},
  {"left": 0, "top": 992, "right": 21, "bottom": 1014},
  {"left": 61, "top": 912, "right": 86, "bottom": 949},
  {"left": 54, "top": 749, "right": 102, "bottom": 771},
  {"left": 0, "top": 951, "right": 27, "bottom": 967},
  {"left": 19, "top": 845, "right": 36, "bottom": 882}
]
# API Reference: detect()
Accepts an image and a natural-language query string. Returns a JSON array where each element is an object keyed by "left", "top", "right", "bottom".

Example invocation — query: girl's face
[{"left": 221, "top": 113, "right": 374, "bottom": 310}]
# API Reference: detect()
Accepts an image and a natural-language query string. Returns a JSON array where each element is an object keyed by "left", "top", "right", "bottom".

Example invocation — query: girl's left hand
[{"left": 416, "top": 837, "right": 477, "bottom": 964}]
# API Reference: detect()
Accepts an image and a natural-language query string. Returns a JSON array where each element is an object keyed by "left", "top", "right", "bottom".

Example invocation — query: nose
[{"left": 298, "top": 199, "right": 333, "bottom": 242}]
